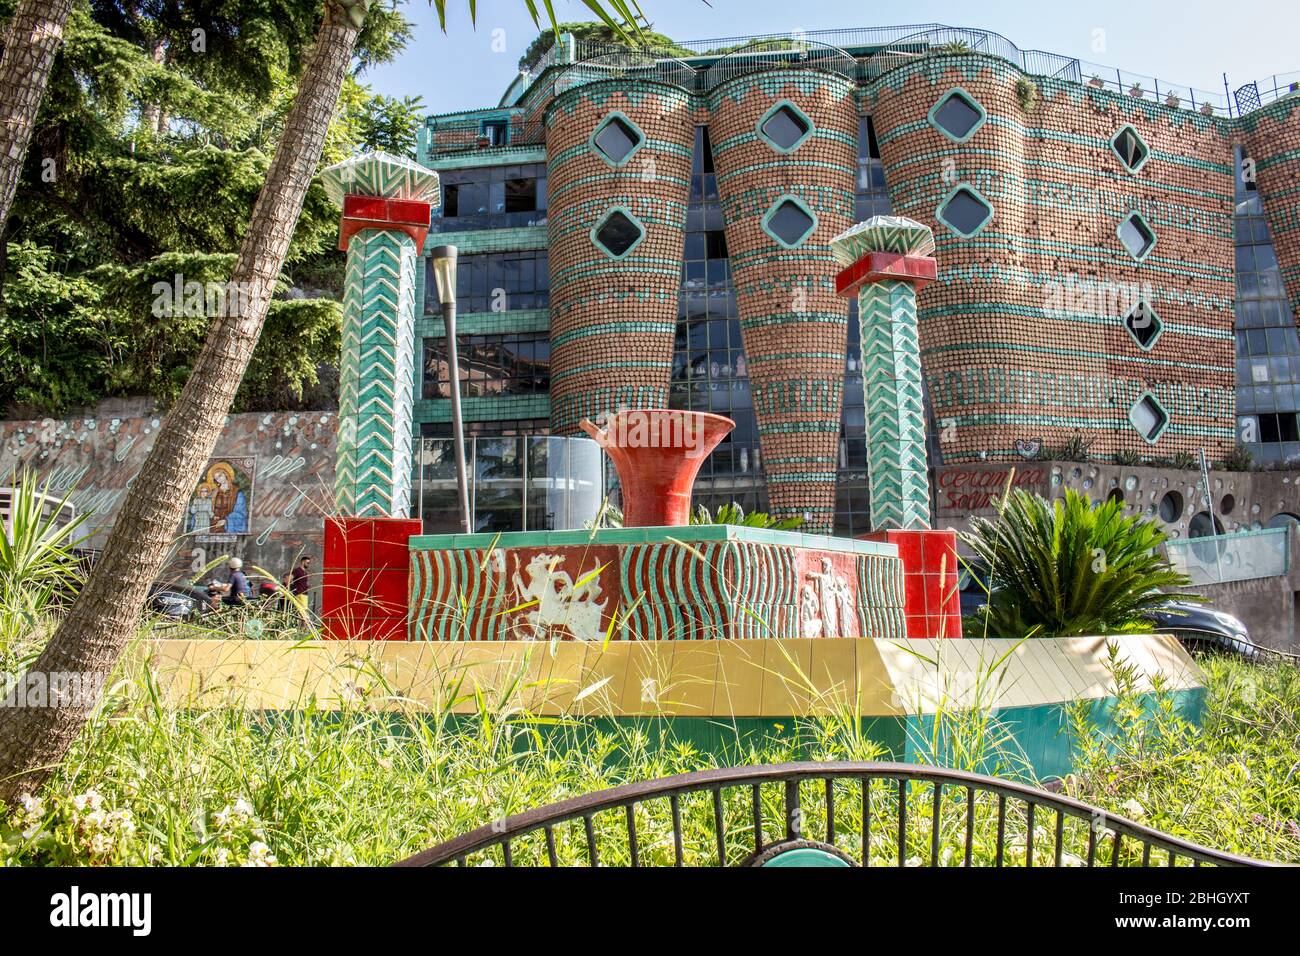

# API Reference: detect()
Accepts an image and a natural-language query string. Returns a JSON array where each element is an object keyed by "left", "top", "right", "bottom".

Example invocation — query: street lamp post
[{"left": 430, "top": 244, "right": 472, "bottom": 534}]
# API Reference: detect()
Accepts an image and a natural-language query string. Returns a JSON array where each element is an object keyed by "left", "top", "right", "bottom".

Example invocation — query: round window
[{"left": 1158, "top": 490, "right": 1183, "bottom": 523}]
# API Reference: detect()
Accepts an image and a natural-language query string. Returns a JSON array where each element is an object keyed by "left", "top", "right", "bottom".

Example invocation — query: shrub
[{"left": 962, "top": 489, "right": 1194, "bottom": 637}]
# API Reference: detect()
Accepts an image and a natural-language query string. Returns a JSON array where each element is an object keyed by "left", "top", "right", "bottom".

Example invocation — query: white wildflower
[
  {"left": 232, "top": 797, "right": 254, "bottom": 824},
  {"left": 71, "top": 789, "right": 104, "bottom": 813},
  {"left": 1120, "top": 798, "right": 1146, "bottom": 821},
  {"left": 15, "top": 793, "right": 43, "bottom": 827},
  {"left": 243, "top": 841, "right": 277, "bottom": 867},
  {"left": 88, "top": 831, "right": 115, "bottom": 856}
]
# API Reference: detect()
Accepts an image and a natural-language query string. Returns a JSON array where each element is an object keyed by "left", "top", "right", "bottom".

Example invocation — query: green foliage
[
  {"left": 0, "top": 1, "right": 411, "bottom": 417},
  {"left": 1065, "top": 652, "right": 1300, "bottom": 862},
  {"left": 356, "top": 94, "right": 425, "bottom": 157},
  {"left": 0, "top": 474, "right": 90, "bottom": 652},
  {"left": 1048, "top": 433, "right": 1093, "bottom": 462},
  {"left": 0, "top": 244, "right": 109, "bottom": 415},
  {"left": 963, "top": 489, "right": 1195, "bottom": 638},
  {"left": 2, "top": 615, "right": 1296, "bottom": 864},
  {"left": 517, "top": 20, "right": 692, "bottom": 72},
  {"left": 1218, "top": 445, "right": 1253, "bottom": 472},
  {"left": 1014, "top": 76, "right": 1040, "bottom": 112},
  {"left": 690, "top": 502, "right": 804, "bottom": 530}
]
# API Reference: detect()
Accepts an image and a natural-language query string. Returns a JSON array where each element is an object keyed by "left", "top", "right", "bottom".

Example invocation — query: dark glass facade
[
  {"left": 430, "top": 162, "right": 548, "bottom": 232},
  {"left": 423, "top": 249, "right": 550, "bottom": 315},
  {"left": 669, "top": 126, "right": 764, "bottom": 515},
  {"left": 422, "top": 332, "right": 550, "bottom": 399},
  {"left": 663, "top": 119, "right": 893, "bottom": 531},
  {"left": 1233, "top": 144, "right": 1300, "bottom": 465}
]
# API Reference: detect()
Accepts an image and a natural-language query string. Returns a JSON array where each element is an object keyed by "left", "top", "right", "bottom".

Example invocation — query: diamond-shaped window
[
  {"left": 1129, "top": 393, "right": 1170, "bottom": 443},
  {"left": 928, "top": 89, "right": 986, "bottom": 143},
  {"left": 1123, "top": 299, "right": 1163, "bottom": 350},
  {"left": 1111, "top": 125, "right": 1150, "bottom": 173},
  {"left": 758, "top": 101, "right": 812, "bottom": 152},
  {"left": 936, "top": 185, "right": 993, "bottom": 238},
  {"left": 1118, "top": 212, "right": 1156, "bottom": 260},
  {"left": 762, "top": 197, "right": 817, "bottom": 247},
  {"left": 591, "top": 113, "right": 643, "bottom": 166},
  {"left": 591, "top": 207, "right": 645, "bottom": 258}
]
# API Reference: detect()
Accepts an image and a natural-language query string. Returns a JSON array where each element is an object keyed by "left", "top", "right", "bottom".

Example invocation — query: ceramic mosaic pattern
[
  {"left": 335, "top": 228, "right": 418, "bottom": 517},
  {"left": 407, "top": 534, "right": 906, "bottom": 642},
  {"left": 544, "top": 83, "right": 696, "bottom": 434},
  {"left": 320, "top": 150, "right": 441, "bottom": 205},
  {"left": 706, "top": 70, "right": 858, "bottom": 531},
  {"left": 868, "top": 56, "right": 1238, "bottom": 462}
]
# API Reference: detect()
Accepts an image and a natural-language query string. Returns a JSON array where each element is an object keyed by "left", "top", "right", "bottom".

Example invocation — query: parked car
[
  {"left": 1141, "top": 601, "right": 1261, "bottom": 662},
  {"left": 147, "top": 583, "right": 217, "bottom": 621},
  {"left": 956, "top": 560, "right": 1261, "bottom": 661}
]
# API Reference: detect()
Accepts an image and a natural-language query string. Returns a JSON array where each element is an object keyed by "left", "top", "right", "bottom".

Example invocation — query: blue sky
[{"left": 362, "top": 0, "right": 1300, "bottom": 115}]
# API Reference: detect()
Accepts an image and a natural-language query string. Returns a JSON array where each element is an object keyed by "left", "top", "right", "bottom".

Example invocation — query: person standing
[{"left": 290, "top": 554, "right": 312, "bottom": 611}]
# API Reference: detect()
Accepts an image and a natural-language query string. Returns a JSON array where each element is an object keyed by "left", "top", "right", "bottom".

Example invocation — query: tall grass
[{"left": 2, "top": 606, "right": 1297, "bottom": 865}]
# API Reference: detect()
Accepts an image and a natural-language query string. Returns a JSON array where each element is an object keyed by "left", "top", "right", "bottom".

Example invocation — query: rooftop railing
[{"left": 496, "top": 22, "right": 1297, "bottom": 120}]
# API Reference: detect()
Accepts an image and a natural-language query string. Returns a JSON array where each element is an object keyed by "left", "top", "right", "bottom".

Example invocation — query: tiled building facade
[{"left": 414, "top": 28, "right": 1300, "bottom": 536}]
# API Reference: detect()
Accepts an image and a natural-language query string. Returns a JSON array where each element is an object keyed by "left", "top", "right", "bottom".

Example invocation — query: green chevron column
[
  {"left": 830, "top": 217, "right": 937, "bottom": 531},
  {"left": 321, "top": 152, "right": 440, "bottom": 517}
]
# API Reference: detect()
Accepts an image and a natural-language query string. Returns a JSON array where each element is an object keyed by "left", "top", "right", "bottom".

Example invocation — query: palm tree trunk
[
  {"left": 0, "top": 2, "right": 361, "bottom": 806},
  {"left": 0, "top": 0, "right": 75, "bottom": 233}
]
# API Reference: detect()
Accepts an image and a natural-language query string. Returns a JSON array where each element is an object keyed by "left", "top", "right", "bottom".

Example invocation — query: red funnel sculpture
[{"left": 579, "top": 409, "right": 734, "bottom": 527}]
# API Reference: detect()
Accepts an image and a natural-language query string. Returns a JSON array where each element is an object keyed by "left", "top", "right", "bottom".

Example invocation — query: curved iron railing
[
  {"left": 502, "top": 23, "right": 1300, "bottom": 117},
  {"left": 397, "top": 762, "right": 1273, "bottom": 868},
  {"left": 702, "top": 39, "right": 858, "bottom": 92},
  {"left": 553, "top": 50, "right": 699, "bottom": 97}
]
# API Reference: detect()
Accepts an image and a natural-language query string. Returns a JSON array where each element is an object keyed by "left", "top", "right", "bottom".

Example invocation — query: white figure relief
[
  {"left": 798, "top": 584, "right": 823, "bottom": 638},
  {"left": 510, "top": 552, "right": 607, "bottom": 641},
  {"left": 806, "top": 557, "right": 856, "bottom": 637}
]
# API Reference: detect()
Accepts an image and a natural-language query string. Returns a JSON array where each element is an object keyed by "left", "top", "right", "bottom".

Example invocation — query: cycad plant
[
  {"left": 0, "top": 472, "right": 90, "bottom": 652},
  {"left": 963, "top": 489, "right": 1194, "bottom": 638},
  {"left": 690, "top": 502, "right": 804, "bottom": 530}
]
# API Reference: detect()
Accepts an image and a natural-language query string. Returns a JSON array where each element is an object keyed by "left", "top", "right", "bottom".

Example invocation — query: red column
[{"left": 321, "top": 516, "right": 422, "bottom": 640}]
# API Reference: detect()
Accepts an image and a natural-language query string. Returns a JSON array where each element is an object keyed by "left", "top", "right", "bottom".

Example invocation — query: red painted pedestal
[
  {"left": 321, "top": 516, "right": 422, "bottom": 640},
  {"left": 860, "top": 529, "right": 962, "bottom": 639}
]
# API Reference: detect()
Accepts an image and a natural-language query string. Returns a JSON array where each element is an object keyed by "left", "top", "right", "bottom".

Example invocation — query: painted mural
[
  {"left": 0, "top": 409, "right": 338, "bottom": 582},
  {"left": 189, "top": 457, "right": 255, "bottom": 540}
]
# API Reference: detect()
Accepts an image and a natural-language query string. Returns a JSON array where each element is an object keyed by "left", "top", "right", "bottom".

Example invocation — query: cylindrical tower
[
  {"left": 707, "top": 69, "right": 858, "bottom": 532},
  {"left": 544, "top": 81, "right": 696, "bottom": 434}
]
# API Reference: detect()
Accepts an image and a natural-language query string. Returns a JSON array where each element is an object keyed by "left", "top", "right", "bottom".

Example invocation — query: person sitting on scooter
[{"left": 214, "top": 557, "right": 250, "bottom": 607}]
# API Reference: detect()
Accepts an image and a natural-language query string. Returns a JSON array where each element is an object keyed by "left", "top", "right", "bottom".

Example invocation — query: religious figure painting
[{"left": 188, "top": 457, "right": 254, "bottom": 538}]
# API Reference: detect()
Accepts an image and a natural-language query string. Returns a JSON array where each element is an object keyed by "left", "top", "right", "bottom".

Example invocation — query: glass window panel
[
  {"left": 761, "top": 104, "right": 810, "bottom": 149},
  {"left": 593, "top": 209, "right": 643, "bottom": 256},
  {"left": 766, "top": 200, "right": 815, "bottom": 245},
  {"left": 593, "top": 116, "right": 641, "bottom": 163},
  {"left": 1118, "top": 214, "right": 1155, "bottom": 258},
  {"left": 932, "top": 92, "right": 982, "bottom": 139},
  {"left": 939, "top": 188, "right": 992, "bottom": 236}
]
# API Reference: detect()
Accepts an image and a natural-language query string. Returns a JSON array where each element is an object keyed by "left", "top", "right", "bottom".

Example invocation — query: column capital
[
  {"left": 320, "top": 150, "right": 441, "bottom": 251},
  {"left": 830, "top": 215, "right": 937, "bottom": 295}
]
